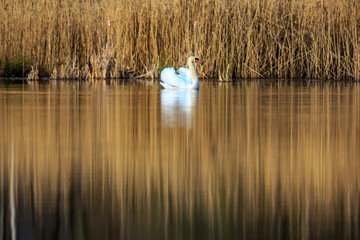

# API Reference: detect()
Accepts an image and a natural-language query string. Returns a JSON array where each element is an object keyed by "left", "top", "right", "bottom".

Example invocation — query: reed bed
[{"left": 1, "top": 0, "right": 359, "bottom": 80}]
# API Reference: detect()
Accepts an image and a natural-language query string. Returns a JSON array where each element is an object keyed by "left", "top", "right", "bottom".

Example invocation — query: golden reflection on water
[{"left": 0, "top": 80, "right": 360, "bottom": 239}]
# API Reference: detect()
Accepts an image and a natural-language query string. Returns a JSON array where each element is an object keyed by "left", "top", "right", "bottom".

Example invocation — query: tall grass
[{"left": 1, "top": 0, "right": 359, "bottom": 80}]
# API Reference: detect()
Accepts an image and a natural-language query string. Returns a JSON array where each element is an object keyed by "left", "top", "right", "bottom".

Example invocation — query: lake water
[{"left": 1, "top": 80, "right": 359, "bottom": 239}]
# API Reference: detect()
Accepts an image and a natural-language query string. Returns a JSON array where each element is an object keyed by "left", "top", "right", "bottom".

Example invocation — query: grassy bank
[{"left": 1, "top": 0, "right": 359, "bottom": 80}]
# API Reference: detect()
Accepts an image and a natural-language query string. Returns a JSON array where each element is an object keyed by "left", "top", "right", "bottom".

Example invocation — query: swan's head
[{"left": 188, "top": 56, "right": 202, "bottom": 65}]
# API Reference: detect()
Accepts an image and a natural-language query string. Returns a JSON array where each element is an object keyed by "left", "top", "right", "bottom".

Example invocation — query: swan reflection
[{"left": 160, "top": 89, "right": 198, "bottom": 127}]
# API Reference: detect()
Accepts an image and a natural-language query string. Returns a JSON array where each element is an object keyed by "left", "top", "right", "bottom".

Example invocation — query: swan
[{"left": 160, "top": 56, "right": 202, "bottom": 89}]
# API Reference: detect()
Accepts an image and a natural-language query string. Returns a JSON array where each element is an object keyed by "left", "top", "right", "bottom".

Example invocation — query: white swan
[{"left": 160, "top": 56, "right": 202, "bottom": 89}]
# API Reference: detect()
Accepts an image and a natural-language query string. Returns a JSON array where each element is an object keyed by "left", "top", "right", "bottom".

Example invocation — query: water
[{"left": 0, "top": 80, "right": 359, "bottom": 239}]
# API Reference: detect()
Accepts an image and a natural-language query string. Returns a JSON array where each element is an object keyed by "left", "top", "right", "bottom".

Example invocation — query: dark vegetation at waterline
[{"left": 1, "top": 0, "right": 359, "bottom": 80}]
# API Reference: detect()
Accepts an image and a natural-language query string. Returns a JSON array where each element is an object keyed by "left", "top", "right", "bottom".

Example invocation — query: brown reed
[
  {"left": 26, "top": 64, "right": 39, "bottom": 81},
  {"left": 1, "top": 0, "right": 360, "bottom": 80}
]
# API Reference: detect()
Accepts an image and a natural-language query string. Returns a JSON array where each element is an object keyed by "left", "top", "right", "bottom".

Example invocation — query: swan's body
[{"left": 160, "top": 56, "right": 202, "bottom": 89}]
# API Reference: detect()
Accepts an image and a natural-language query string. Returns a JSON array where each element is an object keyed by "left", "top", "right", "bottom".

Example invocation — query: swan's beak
[{"left": 195, "top": 59, "right": 202, "bottom": 65}]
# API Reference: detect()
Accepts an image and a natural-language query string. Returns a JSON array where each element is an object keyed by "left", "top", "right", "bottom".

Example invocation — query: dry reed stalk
[
  {"left": 26, "top": 59, "right": 39, "bottom": 81},
  {"left": 89, "top": 43, "right": 119, "bottom": 79},
  {"left": 1, "top": 0, "right": 359, "bottom": 80},
  {"left": 26, "top": 65, "right": 39, "bottom": 81},
  {"left": 50, "top": 57, "right": 80, "bottom": 80}
]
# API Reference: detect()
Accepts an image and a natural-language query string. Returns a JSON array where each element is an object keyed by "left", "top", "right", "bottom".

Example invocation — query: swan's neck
[{"left": 188, "top": 61, "right": 199, "bottom": 88}]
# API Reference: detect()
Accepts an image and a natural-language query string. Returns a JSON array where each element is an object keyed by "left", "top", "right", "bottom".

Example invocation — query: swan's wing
[
  {"left": 160, "top": 82, "right": 177, "bottom": 89},
  {"left": 160, "top": 67, "right": 188, "bottom": 88},
  {"left": 177, "top": 67, "right": 192, "bottom": 84}
]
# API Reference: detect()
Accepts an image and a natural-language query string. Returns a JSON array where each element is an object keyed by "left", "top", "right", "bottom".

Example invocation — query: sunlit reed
[{"left": 0, "top": 0, "right": 359, "bottom": 80}]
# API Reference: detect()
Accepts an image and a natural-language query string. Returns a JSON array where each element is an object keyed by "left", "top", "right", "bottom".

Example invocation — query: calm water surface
[{"left": 1, "top": 80, "right": 359, "bottom": 239}]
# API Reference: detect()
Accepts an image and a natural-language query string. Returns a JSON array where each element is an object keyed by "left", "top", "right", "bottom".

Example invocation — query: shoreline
[{"left": 1, "top": 77, "right": 359, "bottom": 84}]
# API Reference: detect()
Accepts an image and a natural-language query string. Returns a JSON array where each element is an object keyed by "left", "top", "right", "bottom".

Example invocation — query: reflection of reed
[
  {"left": 0, "top": 81, "right": 360, "bottom": 239},
  {"left": 9, "top": 113, "right": 16, "bottom": 240}
]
